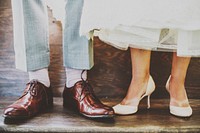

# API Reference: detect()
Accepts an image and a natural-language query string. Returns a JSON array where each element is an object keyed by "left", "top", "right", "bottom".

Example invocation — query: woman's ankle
[
  {"left": 131, "top": 73, "right": 150, "bottom": 83},
  {"left": 121, "top": 75, "right": 151, "bottom": 105},
  {"left": 168, "top": 76, "right": 190, "bottom": 107}
]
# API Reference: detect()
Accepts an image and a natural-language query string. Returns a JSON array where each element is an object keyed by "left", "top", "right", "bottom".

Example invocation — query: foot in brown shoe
[
  {"left": 3, "top": 80, "right": 53, "bottom": 119},
  {"left": 63, "top": 80, "right": 114, "bottom": 118}
]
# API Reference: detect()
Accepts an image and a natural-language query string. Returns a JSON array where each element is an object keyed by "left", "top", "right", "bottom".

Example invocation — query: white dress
[{"left": 80, "top": 0, "right": 200, "bottom": 57}]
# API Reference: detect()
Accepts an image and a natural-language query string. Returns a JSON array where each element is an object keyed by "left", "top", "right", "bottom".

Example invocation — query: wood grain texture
[
  {"left": 0, "top": 0, "right": 200, "bottom": 99},
  {"left": 0, "top": 97, "right": 200, "bottom": 132}
]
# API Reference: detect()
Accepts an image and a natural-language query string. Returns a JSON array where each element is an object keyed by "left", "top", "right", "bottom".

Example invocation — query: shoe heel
[
  {"left": 47, "top": 96, "right": 53, "bottom": 108},
  {"left": 63, "top": 93, "right": 71, "bottom": 108},
  {"left": 147, "top": 95, "right": 151, "bottom": 109},
  {"left": 165, "top": 75, "right": 171, "bottom": 92},
  {"left": 63, "top": 98, "right": 70, "bottom": 108},
  {"left": 145, "top": 76, "right": 155, "bottom": 109},
  {"left": 47, "top": 88, "right": 54, "bottom": 108},
  {"left": 63, "top": 98, "right": 79, "bottom": 112}
]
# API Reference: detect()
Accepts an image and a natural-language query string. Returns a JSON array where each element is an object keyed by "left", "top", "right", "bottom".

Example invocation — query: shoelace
[
  {"left": 17, "top": 80, "right": 49, "bottom": 105},
  {"left": 79, "top": 70, "right": 101, "bottom": 104}
]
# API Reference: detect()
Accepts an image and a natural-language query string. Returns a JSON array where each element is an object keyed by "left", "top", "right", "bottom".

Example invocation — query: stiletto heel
[
  {"left": 113, "top": 76, "right": 155, "bottom": 115},
  {"left": 166, "top": 76, "right": 192, "bottom": 117},
  {"left": 147, "top": 95, "right": 151, "bottom": 109}
]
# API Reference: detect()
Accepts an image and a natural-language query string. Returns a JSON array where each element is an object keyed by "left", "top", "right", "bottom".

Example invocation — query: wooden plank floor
[{"left": 0, "top": 97, "right": 200, "bottom": 133}]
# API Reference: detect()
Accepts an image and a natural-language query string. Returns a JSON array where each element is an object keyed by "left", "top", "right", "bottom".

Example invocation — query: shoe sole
[
  {"left": 2, "top": 114, "right": 30, "bottom": 120},
  {"left": 63, "top": 100, "right": 114, "bottom": 118},
  {"left": 170, "top": 111, "right": 192, "bottom": 118},
  {"left": 81, "top": 112, "right": 114, "bottom": 118},
  {"left": 3, "top": 103, "right": 53, "bottom": 120}
]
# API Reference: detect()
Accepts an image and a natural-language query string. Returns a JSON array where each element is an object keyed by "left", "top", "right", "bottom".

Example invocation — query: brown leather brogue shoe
[
  {"left": 63, "top": 80, "right": 114, "bottom": 118},
  {"left": 3, "top": 80, "right": 53, "bottom": 119}
]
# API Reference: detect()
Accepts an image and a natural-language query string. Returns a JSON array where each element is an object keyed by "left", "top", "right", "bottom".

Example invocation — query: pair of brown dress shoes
[{"left": 3, "top": 80, "right": 114, "bottom": 119}]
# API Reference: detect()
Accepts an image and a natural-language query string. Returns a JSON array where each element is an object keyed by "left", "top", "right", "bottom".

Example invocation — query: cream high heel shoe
[
  {"left": 113, "top": 76, "right": 155, "bottom": 115},
  {"left": 166, "top": 76, "right": 192, "bottom": 117}
]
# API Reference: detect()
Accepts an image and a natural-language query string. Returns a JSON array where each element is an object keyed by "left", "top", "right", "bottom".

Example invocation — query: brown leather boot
[{"left": 3, "top": 80, "right": 53, "bottom": 119}]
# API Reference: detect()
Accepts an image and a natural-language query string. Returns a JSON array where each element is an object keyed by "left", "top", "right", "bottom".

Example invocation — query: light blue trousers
[{"left": 11, "top": 0, "right": 94, "bottom": 72}]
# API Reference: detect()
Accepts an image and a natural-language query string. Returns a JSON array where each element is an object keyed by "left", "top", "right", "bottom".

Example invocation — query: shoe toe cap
[
  {"left": 113, "top": 104, "right": 138, "bottom": 115},
  {"left": 4, "top": 107, "right": 28, "bottom": 118},
  {"left": 170, "top": 105, "right": 193, "bottom": 117}
]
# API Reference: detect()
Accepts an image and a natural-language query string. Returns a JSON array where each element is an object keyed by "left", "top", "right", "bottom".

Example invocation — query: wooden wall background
[{"left": 0, "top": 0, "right": 200, "bottom": 99}]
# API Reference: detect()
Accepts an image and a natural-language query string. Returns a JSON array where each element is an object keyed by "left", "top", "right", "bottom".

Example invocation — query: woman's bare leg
[
  {"left": 168, "top": 53, "right": 191, "bottom": 107},
  {"left": 121, "top": 48, "right": 152, "bottom": 106}
]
